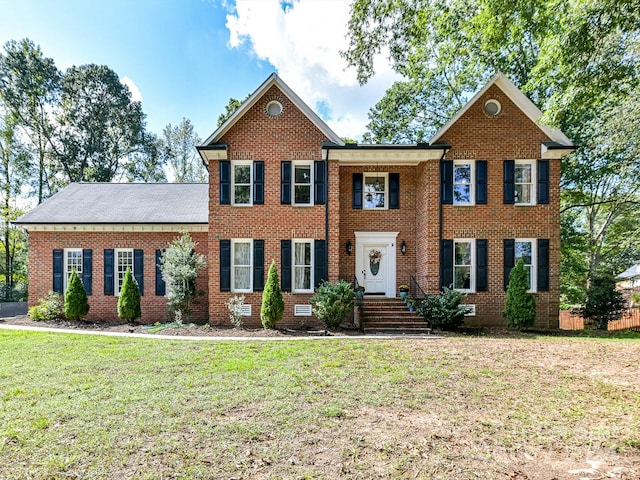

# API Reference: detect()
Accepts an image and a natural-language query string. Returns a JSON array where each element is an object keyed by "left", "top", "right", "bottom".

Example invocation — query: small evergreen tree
[
  {"left": 118, "top": 268, "right": 141, "bottom": 323},
  {"left": 581, "top": 272, "right": 625, "bottom": 330},
  {"left": 503, "top": 259, "right": 536, "bottom": 330},
  {"left": 64, "top": 269, "right": 90, "bottom": 321},
  {"left": 261, "top": 260, "right": 284, "bottom": 329},
  {"left": 160, "top": 232, "right": 207, "bottom": 322},
  {"left": 310, "top": 280, "right": 355, "bottom": 329}
]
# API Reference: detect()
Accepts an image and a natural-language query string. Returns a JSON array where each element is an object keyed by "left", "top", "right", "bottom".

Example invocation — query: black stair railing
[{"left": 410, "top": 275, "right": 431, "bottom": 331}]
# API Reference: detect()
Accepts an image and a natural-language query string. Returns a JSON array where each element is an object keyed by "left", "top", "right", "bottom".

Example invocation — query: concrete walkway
[{"left": 0, "top": 323, "right": 442, "bottom": 341}]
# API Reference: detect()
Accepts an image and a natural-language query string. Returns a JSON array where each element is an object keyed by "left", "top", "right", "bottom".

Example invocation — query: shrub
[
  {"left": 503, "top": 259, "right": 536, "bottom": 330},
  {"left": 261, "top": 260, "right": 284, "bottom": 329},
  {"left": 118, "top": 268, "right": 141, "bottom": 323},
  {"left": 580, "top": 272, "right": 625, "bottom": 330},
  {"left": 226, "top": 295, "right": 245, "bottom": 328},
  {"left": 64, "top": 269, "right": 90, "bottom": 321},
  {"left": 310, "top": 280, "right": 355, "bottom": 329},
  {"left": 416, "top": 286, "right": 470, "bottom": 330},
  {"left": 28, "top": 291, "right": 64, "bottom": 321}
]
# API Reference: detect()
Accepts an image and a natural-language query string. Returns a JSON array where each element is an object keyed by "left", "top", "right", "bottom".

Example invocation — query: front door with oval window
[{"left": 362, "top": 244, "right": 386, "bottom": 294}]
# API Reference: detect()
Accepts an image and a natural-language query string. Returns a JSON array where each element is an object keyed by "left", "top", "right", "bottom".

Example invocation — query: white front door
[{"left": 362, "top": 244, "right": 387, "bottom": 294}]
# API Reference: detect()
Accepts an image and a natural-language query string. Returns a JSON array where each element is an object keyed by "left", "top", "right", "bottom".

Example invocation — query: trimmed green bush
[
  {"left": 310, "top": 280, "right": 355, "bottom": 329},
  {"left": 581, "top": 272, "right": 625, "bottom": 330},
  {"left": 261, "top": 260, "right": 284, "bottom": 329},
  {"left": 416, "top": 286, "right": 470, "bottom": 330},
  {"left": 503, "top": 259, "right": 536, "bottom": 330},
  {"left": 117, "top": 268, "right": 141, "bottom": 323},
  {"left": 28, "top": 291, "right": 64, "bottom": 321},
  {"left": 64, "top": 269, "right": 90, "bottom": 321}
]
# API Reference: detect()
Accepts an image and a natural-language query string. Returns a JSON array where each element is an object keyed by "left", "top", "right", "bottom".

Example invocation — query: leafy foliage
[
  {"left": 580, "top": 273, "right": 625, "bottom": 330},
  {"left": 503, "top": 259, "right": 536, "bottom": 330},
  {"left": 416, "top": 286, "right": 470, "bottom": 330},
  {"left": 309, "top": 280, "right": 355, "bottom": 329},
  {"left": 260, "top": 261, "right": 284, "bottom": 329},
  {"left": 160, "top": 232, "right": 207, "bottom": 322},
  {"left": 117, "top": 268, "right": 141, "bottom": 323},
  {"left": 217, "top": 95, "right": 249, "bottom": 127},
  {"left": 160, "top": 118, "right": 206, "bottom": 182},
  {"left": 28, "top": 291, "right": 64, "bottom": 321},
  {"left": 64, "top": 269, "right": 89, "bottom": 321},
  {"left": 226, "top": 295, "right": 245, "bottom": 328}
]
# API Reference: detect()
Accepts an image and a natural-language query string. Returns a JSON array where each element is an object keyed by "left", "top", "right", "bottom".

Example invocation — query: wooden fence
[{"left": 559, "top": 308, "right": 640, "bottom": 331}]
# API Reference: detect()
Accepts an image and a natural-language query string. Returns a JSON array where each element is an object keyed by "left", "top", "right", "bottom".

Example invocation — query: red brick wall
[
  {"left": 27, "top": 230, "right": 209, "bottom": 324},
  {"left": 208, "top": 85, "right": 337, "bottom": 328}
]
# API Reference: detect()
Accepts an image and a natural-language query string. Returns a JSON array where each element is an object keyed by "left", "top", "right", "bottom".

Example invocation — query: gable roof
[
  {"left": 15, "top": 183, "right": 208, "bottom": 225},
  {"left": 429, "top": 73, "right": 574, "bottom": 146},
  {"left": 201, "top": 73, "right": 344, "bottom": 146},
  {"left": 618, "top": 262, "right": 640, "bottom": 281}
]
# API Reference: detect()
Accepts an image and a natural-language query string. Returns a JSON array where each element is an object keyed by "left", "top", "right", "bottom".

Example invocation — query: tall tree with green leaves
[
  {"left": 124, "top": 132, "right": 167, "bottom": 183},
  {"left": 217, "top": 95, "right": 248, "bottom": 127},
  {"left": 160, "top": 118, "right": 206, "bottom": 183}
]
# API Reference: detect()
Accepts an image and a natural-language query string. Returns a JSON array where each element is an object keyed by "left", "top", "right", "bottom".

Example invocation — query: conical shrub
[
  {"left": 64, "top": 269, "right": 89, "bottom": 321},
  {"left": 260, "top": 260, "right": 284, "bottom": 329},
  {"left": 118, "top": 267, "right": 141, "bottom": 323}
]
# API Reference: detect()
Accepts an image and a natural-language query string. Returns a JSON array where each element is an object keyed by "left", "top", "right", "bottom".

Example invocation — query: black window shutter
[
  {"left": 537, "top": 239, "right": 550, "bottom": 291},
  {"left": 253, "top": 240, "right": 265, "bottom": 291},
  {"left": 53, "top": 249, "right": 63, "bottom": 293},
  {"left": 476, "top": 160, "right": 487, "bottom": 205},
  {"left": 281, "top": 240, "right": 292, "bottom": 292},
  {"left": 253, "top": 161, "right": 264, "bottom": 205},
  {"left": 134, "top": 249, "right": 144, "bottom": 295},
  {"left": 503, "top": 239, "right": 515, "bottom": 290},
  {"left": 220, "top": 160, "right": 231, "bottom": 205},
  {"left": 504, "top": 160, "right": 515, "bottom": 204},
  {"left": 314, "top": 160, "right": 326, "bottom": 205},
  {"left": 314, "top": 240, "right": 327, "bottom": 288},
  {"left": 104, "top": 249, "right": 114, "bottom": 296},
  {"left": 155, "top": 250, "right": 166, "bottom": 296},
  {"left": 281, "top": 161, "right": 291, "bottom": 204},
  {"left": 220, "top": 240, "right": 231, "bottom": 292},
  {"left": 82, "top": 249, "right": 92, "bottom": 295},
  {"left": 476, "top": 239, "right": 488, "bottom": 292},
  {"left": 389, "top": 173, "right": 400, "bottom": 209},
  {"left": 441, "top": 160, "right": 453, "bottom": 204},
  {"left": 352, "top": 173, "right": 363, "bottom": 209},
  {"left": 538, "top": 160, "right": 549, "bottom": 204},
  {"left": 440, "top": 240, "right": 453, "bottom": 288}
]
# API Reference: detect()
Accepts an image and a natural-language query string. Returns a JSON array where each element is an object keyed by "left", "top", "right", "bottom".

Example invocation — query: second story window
[
  {"left": 363, "top": 173, "right": 387, "bottom": 209},
  {"left": 453, "top": 162, "right": 473, "bottom": 205},
  {"left": 514, "top": 160, "right": 535, "bottom": 205},
  {"left": 233, "top": 162, "right": 252, "bottom": 205},
  {"left": 294, "top": 162, "right": 312, "bottom": 205}
]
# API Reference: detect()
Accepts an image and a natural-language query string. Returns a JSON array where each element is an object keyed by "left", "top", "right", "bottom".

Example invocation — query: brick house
[{"left": 17, "top": 73, "right": 575, "bottom": 328}]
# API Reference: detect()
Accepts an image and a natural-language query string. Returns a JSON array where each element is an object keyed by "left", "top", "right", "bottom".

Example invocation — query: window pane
[
  {"left": 294, "top": 185, "right": 311, "bottom": 204},
  {"left": 294, "top": 165, "right": 311, "bottom": 184},
  {"left": 455, "top": 242, "right": 472, "bottom": 265},
  {"left": 515, "top": 241, "right": 532, "bottom": 265},
  {"left": 234, "top": 242, "right": 250, "bottom": 265},
  {"left": 454, "top": 164, "right": 471, "bottom": 184},
  {"left": 514, "top": 164, "right": 531, "bottom": 183},
  {"left": 454, "top": 185, "right": 471, "bottom": 204},
  {"left": 294, "top": 242, "right": 312, "bottom": 290},
  {"left": 234, "top": 165, "right": 250, "bottom": 184},
  {"left": 234, "top": 267, "right": 251, "bottom": 290},
  {"left": 234, "top": 185, "right": 251, "bottom": 204},
  {"left": 514, "top": 184, "right": 531, "bottom": 204},
  {"left": 454, "top": 266, "right": 471, "bottom": 289}
]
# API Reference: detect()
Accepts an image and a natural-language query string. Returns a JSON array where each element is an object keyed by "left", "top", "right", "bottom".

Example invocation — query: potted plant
[
  {"left": 354, "top": 285, "right": 365, "bottom": 300},
  {"left": 407, "top": 297, "right": 416, "bottom": 313},
  {"left": 398, "top": 284, "right": 410, "bottom": 299}
]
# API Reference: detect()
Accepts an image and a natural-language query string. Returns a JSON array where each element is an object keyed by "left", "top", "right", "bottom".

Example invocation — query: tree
[
  {"left": 64, "top": 269, "right": 89, "bottom": 321},
  {"left": 217, "top": 96, "right": 248, "bottom": 127},
  {"left": 117, "top": 268, "right": 141, "bottom": 323},
  {"left": 160, "top": 118, "right": 206, "bottom": 183},
  {"left": 503, "top": 259, "right": 536, "bottom": 330},
  {"left": 50, "top": 64, "right": 145, "bottom": 183},
  {"left": 580, "top": 272, "right": 625, "bottom": 330},
  {"left": 160, "top": 232, "right": 207, "bottom": 322},
  {"left": 0, "top": 38, "right": 60, "bottom": 203},
  {"left": 416, "top": 286, "right": 470, "bottom": 330},
  {"left": 260, "top": 260, "right": 284, "bottom": 329},
  {"left": 124, "top": 132, "right": 167, "bottom": 183},
  {"left": 309, "top": 280, "right": 355, "bottom": 329}
]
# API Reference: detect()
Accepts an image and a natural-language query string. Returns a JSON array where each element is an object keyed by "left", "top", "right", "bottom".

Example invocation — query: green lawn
[{"left": 1, "top": 330, "right": 638, "bottom": 479}]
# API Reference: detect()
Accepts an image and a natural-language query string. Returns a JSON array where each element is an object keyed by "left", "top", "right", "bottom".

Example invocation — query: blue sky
[{"left": 0, "top": 0, "right": 398, "bottom": 141}]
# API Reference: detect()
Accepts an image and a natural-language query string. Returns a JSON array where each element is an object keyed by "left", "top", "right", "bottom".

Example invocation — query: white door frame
[{"left": 355, "top": 231, "right": 398, "bottom": 297}]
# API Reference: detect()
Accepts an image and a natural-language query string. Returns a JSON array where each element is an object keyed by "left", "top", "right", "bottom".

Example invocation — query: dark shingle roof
[{"left": 16, "top": 183, "right": 208, "bottom": 224}]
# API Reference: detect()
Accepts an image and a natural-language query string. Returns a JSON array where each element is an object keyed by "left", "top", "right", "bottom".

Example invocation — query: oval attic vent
[
  {"left": 266, "top": 100, "right": 283, "bottom": 117},
  {"left": 483, "top": 99, "right": 501, "bottom": 116}
]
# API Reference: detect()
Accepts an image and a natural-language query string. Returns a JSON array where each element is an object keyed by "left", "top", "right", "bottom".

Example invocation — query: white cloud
[
  {"left": 121, "top": 76, "right": 143, "bottom": 103},
  {"left": 225, "top": 0, "right": 400, "bottom": 140}
]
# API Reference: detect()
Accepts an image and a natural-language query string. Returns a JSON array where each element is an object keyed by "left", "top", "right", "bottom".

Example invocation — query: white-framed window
[
  {"left": 232, "top": 239, "right": 252, "bottom": 292},
  {"left": 514, "top": 160, "right": 536, "bottom": 205},
  {"left": 363, "top": 172, "right": 388, "bottom": 209},
  {"left": 64, "top": 248, "right": 83, "bottom": 291},
  {"left": 293, "top": 162, "right": 313, "bottom": 206},
  {"left": 115, "top": 249, "right": 134, "bottom": 296},
  {"left": 454, "top": 239, "right": 475, "bottom": 292},
  {"left": 453, "top": 161, "right": 474, "bottom": 205},
  {"left": 293, "top": 239, "right": 313, "bottom": 292},
  {"left": 515, "top": 239, "right": 536, "bottom": 291},
  {"left": 232, "top": 161, "right": 252, "bottom": 206}
]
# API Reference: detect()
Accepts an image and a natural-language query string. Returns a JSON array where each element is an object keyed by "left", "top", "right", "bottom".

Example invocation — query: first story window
[
  {"left": 233, "top": 162, "right": 252, "bottom": 205},
  {"left": 115, "top": 249, "right": 134, "bottom": 295},
  {"left": 363, "top": 173, "right": 388, "bottom": 209},
  {"left": 232, "top": 240, "right": 252, "bottom": 292},
  {"left": 515, "top": 239, "right": 535, "bottom": 291},
  {"left": 454, "top": 239, "right": 474, "bottom": 291},
  {"left": 453, "top": 161, "right": 474, "bottom": 205},
  {"left": 293, "top": 162, "right": 312, "bottom": 205},
  {"left": 293, "top": 240, "right": 313, "bottom": 292},
  {"left": 64, "top": 248, "right": 83, "bottom": 290}
]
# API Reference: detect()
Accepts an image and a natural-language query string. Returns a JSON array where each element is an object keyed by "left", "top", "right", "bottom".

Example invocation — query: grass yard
[{"left": 0, "top": 330, "right": 638, "bottom": 479}]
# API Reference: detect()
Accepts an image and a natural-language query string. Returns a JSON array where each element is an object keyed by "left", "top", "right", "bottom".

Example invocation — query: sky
[{"left": 0, "top": 0, "right": 400, "bottom": 141}]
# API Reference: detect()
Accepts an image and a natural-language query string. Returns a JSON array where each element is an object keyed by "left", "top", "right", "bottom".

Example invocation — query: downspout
[
  {"left": 324, "top": 147, "right": 330, "bottom": 281},
  {"left": 438, "top": 147, "right": 449, "bottom": 288}
]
